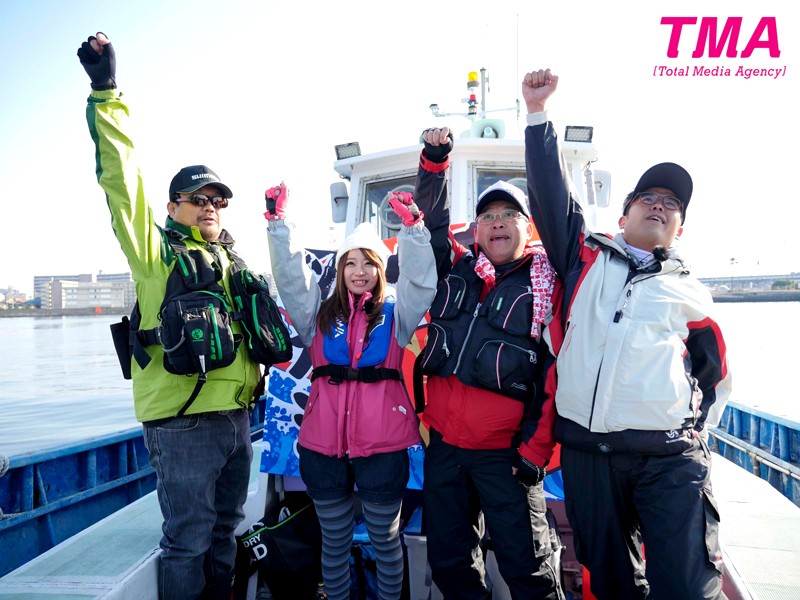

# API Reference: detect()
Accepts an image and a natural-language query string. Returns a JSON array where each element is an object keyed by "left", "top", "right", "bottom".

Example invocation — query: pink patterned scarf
[{"left": 473, "top": 246, "right": 556, "bottom": 338}]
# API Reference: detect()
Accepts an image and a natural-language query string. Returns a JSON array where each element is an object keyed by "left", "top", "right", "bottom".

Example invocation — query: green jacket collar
[{"left": 164, "top": 217, "right": 235, "bottom": 246}]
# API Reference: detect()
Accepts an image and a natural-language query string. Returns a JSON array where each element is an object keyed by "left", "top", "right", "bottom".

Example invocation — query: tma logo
[{"left": 661, "top": 17, "right": 780, "bottom": 58}]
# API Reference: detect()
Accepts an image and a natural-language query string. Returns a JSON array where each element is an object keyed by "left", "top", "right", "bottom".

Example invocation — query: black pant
[
  {"left": 561, "top": 438, "right": 723, "bottom": 600},
  {"left": 423, "top": 429, "right": 563, "bottom": 600}
]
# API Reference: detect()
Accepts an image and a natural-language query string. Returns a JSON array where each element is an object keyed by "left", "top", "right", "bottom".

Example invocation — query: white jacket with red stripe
[{"left": 525, "top": 117, "right": 731, "bottom": 449}]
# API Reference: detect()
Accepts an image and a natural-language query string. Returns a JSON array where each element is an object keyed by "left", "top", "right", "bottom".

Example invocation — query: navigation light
[{"left": 467, "top": 71, "right": 479, "bottom": 116}]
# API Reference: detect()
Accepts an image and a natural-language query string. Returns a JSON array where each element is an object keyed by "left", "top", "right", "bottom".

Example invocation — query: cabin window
[
  {"left": 474, "top": 168, "right": 527, "bottom": 205},
  {"left": 362, "top": 175, "right": 417, "bottom": 239}
]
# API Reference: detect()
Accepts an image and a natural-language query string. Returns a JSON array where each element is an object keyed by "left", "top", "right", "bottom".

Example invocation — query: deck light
[
  {"left": 564, "top": 126, "right": 593, "bottom": 143},
  {"left": 335, "top": 142, "right": 361, "bottom": 160}
]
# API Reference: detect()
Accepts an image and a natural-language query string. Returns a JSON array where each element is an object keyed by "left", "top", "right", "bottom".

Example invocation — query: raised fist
[
  {"left": 521, "top": 68, "right": 559, "bottom": 113},
  {"left": 264, "top": 182, "right": 288, "bottom": 220},
  {"left": 421, "top": 127, "right": 453, "bottom": 163},
  {"left": 77, "top": 32, "right": 116, "bottom": 91},
  {"left": 388, "top": 191, "right": 423, "bottom": 227}
]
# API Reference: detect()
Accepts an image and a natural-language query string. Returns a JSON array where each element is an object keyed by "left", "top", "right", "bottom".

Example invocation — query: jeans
[{"left": 144, "top": 408, "right": 253, "bottom": 600}]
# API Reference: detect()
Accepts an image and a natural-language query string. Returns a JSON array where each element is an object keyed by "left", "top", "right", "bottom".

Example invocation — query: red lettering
[
  {"left": 661, "top": 17, "right": 697, "bottom": 58},
  {"left": 693, "top": 17, "right": 741, "bottom": 58},
  {"left": 662, "top": 16, "right": 780, "bottom": 58},
  {"left": 742, "top": 17, "right": 780, "bottom": 58}
]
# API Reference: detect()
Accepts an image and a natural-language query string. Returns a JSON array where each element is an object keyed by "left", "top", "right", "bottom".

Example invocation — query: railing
[{"left": 709, "top": 401, "right": 800, "bottom": 507}]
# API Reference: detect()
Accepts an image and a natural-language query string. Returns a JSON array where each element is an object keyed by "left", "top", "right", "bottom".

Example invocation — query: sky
[{"left": 0, "top": 0, "right": 797, "bottom": 297}]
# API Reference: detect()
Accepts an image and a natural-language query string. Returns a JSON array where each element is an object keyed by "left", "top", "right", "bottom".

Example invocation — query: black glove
[
  {"left": 514, "top": 454, "right": 547, "bottom": 486},
  {"left": 77, "top": 33, "right": 116, "bottom": 90},
  {"left": 423, "top": 131, "right": 454, "bottom": 163}
]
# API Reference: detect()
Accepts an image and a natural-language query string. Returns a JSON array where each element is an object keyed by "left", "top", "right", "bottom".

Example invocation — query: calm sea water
[{"left": 1, "top": 303, "right": 798, "bottom": 457}]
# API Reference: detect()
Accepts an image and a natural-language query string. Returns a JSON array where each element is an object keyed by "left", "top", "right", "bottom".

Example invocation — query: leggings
[{"left": 313, "top": 495, "right": 404, "bottom": 600}]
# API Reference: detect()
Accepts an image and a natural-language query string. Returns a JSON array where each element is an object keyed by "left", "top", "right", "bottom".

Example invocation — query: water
[
  {"left": 713, "top": 302, "right": 800, "bottom": 420},
  {"left": 0, "top": 303, "right": 798, "bottom": 457},
  {"left": 0, "top": 315, "right": 136, "bottom": 457}
]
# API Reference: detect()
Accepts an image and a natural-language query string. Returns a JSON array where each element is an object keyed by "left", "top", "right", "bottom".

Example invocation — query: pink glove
[
  {"left": 264, "top": 182, "right": 289, "bottom": 220},
  {"left": 388, "top": 191, "right": 423, "bottom": 227}
]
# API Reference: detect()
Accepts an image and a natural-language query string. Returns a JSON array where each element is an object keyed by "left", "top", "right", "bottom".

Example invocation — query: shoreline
[
  {"left": 0, "top": 306, "right": 132, "bottom": 318},
  {"left": 712, "top": 290, "right": 800, "bottom": 303},
  {"left": 2, "top": 292, "right": 799, "bottom": 317}
]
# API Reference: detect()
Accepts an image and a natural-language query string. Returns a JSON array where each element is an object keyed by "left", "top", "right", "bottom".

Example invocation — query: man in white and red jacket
[
  {"left": 414, "top": 127, "right": 564, "bottom": 600},
  {"left": 523, "top": 68, "right": 732, "bottom": 600}
]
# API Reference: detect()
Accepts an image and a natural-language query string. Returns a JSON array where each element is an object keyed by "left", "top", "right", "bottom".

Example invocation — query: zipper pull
[
  {"left": 443, "top": 342, "right": 450, "bottom": 357},
  {"left": 528, "top": 351, "right": 537, "bottom": 364},
  {"left": 614, "top": 289, "right": 632, "bottom": 323},
  {"left": 473, "top": 302, "right": 482, "bottom": 318}
]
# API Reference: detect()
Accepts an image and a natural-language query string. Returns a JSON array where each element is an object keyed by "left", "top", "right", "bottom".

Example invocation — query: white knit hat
[{"left": 335, "top": 222, "right": 391, "bottom": 267}]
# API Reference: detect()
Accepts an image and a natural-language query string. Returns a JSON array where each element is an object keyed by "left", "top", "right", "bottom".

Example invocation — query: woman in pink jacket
[{"left": 264, "top": 184, "right": 436, "bottom": 600}]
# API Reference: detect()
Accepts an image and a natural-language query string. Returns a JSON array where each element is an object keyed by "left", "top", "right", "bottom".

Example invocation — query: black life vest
[
  {"left": 414, "top": 255, "right": 544, "bottom": 409},
  {"left": 110, "top": 228, "right": 291, "bottom": 416}
]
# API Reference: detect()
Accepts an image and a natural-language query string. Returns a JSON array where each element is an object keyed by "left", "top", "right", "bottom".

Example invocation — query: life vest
[
  {"left": 415, "top": 257, "right": 544, "bottom": 404},
  {"left": 110, "top": 228, "right": 291, "bottom": 416},
  {"left": 311, "top": 299, "right": 402, "bottom": 384}
]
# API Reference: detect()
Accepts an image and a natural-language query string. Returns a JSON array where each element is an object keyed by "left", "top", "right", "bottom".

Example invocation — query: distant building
[
  {"left": 96, "top": 272, "right": 136, "bottom": 307},
  {"left": 699, "top": 273, "right": 800, "bottom": 293},
  {"left": 0, "top": 286, "right": 27, "bottom": 309},
  {"left": 33, "top": 272, "right": 135, "bottom": 310},
  {"left": 34, "top": 274, "right": 93, "bottom": 309},
  {"left": 29, "top": 270, "right": 272, "bottom": 310}
]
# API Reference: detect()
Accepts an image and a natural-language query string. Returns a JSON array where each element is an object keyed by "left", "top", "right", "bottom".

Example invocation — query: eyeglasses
[
  {"left": 476, "top": 209, "right": 525, "bottom": 225},
  {"left": 174, "top": 194, "right": 229, "bottom": 209},
  {"left": 634, "top": 192, "right": 681, "bottom": 211}
]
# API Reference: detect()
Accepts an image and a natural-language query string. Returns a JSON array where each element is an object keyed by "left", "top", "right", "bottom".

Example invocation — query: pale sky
[{"left": 1, "top": 0, "right": 797, "bottom": 296}]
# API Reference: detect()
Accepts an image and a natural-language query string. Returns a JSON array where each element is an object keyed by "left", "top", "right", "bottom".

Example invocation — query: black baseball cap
[
  {"left": 169, "top": 165, "right": 233, "bottom": 200},
  {"left": 475, "top": 180, "right": 530, "bottom": 218},
  {"left": 624, "top": 162, "right": 692, "bottom": 223}
]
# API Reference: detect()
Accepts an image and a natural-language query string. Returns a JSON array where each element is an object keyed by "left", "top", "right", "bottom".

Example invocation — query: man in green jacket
[{"left": 78, "top": 32, "right": 261, "bottom": 600}]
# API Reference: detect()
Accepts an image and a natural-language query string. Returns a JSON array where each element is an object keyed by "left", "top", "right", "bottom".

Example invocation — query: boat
[
  {"left": 0, "top": 399, "right": 267, "bottom": 578},
  {"left": 2, "top": 69, "right": 799, "bottom": 599},
  {"left": 710, "top": 400, "right": 800, "bottom": 506}
]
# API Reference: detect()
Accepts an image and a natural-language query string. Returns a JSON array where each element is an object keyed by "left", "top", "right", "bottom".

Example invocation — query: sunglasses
[
  {"left": 476, "top": 209, "right": 525, "bottom": 225},
  {"left": 174, "top": 194, "right": 229, "bottom": 209}
]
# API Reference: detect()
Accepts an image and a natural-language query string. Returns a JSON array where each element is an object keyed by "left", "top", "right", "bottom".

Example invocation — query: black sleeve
[
  {"left": 524, "top": 122, "right": 586, "bottom": 280},
  {"left": 684, "top": 318, "right": 729, "bottom": 431},
  {"left": 414, "top": 152, "right": 456, "bottom": 281}
]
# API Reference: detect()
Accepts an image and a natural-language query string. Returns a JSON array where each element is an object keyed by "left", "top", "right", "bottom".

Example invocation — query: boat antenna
[
  {"left": 515, "top": 13, "right": 520, "bottom": 120},
  {"left": 480, "top": 67, "right": 487, "bottom": 117}
]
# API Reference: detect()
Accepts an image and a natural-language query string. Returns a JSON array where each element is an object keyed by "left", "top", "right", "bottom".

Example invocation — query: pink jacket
[
  {"left": 299, "top": 293, "right": 421, "bottom": 458},
  {"left": 267, "top": 219, "right": 436, "bottom": 459}
]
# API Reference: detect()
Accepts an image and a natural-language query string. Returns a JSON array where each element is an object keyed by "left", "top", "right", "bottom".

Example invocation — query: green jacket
[{"left": 86, "top": 90, "right": 261, "bottom": 422}]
